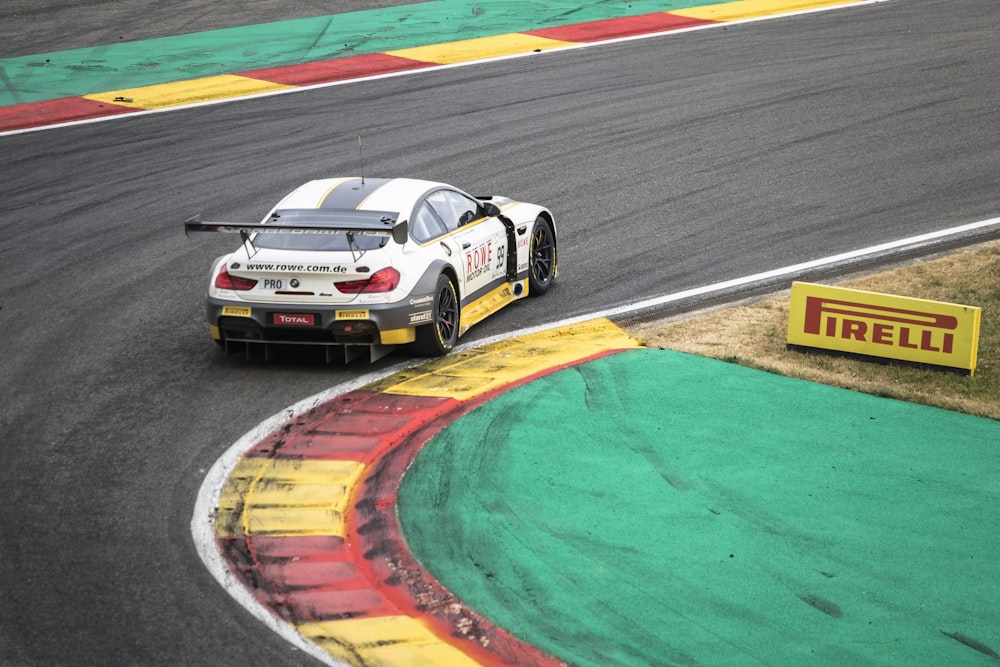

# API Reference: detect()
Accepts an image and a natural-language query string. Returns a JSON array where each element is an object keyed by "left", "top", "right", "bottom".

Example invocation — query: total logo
[{"left": 273, "top": 313, "right": 315, "bottom": 326}]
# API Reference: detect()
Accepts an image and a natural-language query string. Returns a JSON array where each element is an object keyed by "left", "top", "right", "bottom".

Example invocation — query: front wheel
[
  {"left": 527, "top": 216, "right": 556, "bottom": 296},
  {"left": 409, "top": 274, "right": 460, "bottom": 356}
]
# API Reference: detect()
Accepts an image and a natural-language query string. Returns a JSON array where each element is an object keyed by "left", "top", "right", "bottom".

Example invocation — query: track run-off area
[
  {"left": 196, "top": 311, "right": 1000, "bottom": 666},
  {"left": 193, "top": 211, "right": 1000, "bottom": 667},
  {"left": 4, "top": 0, "right": 1000, "bottom": 665},
  {"left": 1, "top": 0, "right": 887, "bottom": 134}
]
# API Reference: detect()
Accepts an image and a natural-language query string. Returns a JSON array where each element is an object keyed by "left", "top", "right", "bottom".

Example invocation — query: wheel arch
[
  {"left": 532, "top": 209, "right": 558, "bottom": 283},
  {"left": 411, "top": 259, "right": 460, "bottom": 297},
  {"left": 537, "top": 209, "right": 557, "bottom": 248}
]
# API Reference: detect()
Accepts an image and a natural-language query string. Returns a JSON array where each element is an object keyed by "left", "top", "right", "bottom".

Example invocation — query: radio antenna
[{"left": 358, "top": 134, "right": 364, "bottom": 184}]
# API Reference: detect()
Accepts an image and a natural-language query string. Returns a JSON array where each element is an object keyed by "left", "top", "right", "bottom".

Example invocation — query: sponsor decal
[
  {"left": 787, "top": 282, "right": 981, "bottom": 374},
  {"left": 244, "top": 263, "right": 348, "bottom": 274},
  {"left": 465, "top": 240, "right": 493, "bottom": 281},
  {"left": 409, "top": 295, "right": 434, "bottom": 306},
  {"left": 464, "top": 240, "right": 506, "bottom": 281},
  {"left": 409, "top": 310, "right": 433, "bottom": 324},
  {"left": 336, "top": 309, "right": 370, "bottom": 320},
  {"left": 221, "top": 306, "right": 252, "bottom": 317},
  {"left": 273, "top": 312, "right": 315, "bottom": 326}
]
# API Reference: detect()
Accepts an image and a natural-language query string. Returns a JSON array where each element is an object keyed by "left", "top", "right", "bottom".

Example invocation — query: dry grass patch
[{"left": 630, "top": 241, "right": 1000, "bottom": 420}]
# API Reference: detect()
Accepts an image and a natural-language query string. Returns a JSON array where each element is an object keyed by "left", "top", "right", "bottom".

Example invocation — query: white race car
[{"left": 185, "top": 177, "right": 557, "bottom": 361}]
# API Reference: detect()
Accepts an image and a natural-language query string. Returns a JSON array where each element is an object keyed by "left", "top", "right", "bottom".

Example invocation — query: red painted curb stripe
[
  {"left": 240, "top": 53, "right": 436, "bottom": 86},
  {"left": 526, "top": 11, "right": 715, "bottom": 42},
  {"left": 0, "top": 96, "right": 133, "bottom": 131},
  {"left": 219, "top": 534, "right": 402, "bottom": 622},
  {"left": 243, "top": 389, "right": 460, "bottom": 463}
]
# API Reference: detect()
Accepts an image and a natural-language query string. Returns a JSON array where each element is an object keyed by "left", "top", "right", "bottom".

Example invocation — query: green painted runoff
[{"left": 398, "top": 348, "right": 1000, "bottom": 666}]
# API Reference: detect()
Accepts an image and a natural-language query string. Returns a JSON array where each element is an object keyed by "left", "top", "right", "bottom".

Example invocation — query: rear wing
[{"left": 184, "top": 208, "right": 409, "bottom": 245}]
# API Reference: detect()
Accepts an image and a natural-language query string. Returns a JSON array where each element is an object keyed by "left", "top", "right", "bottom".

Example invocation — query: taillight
[
  {"left": 334, "top": 267, "right": 401, "bottom": 293},
  {"left": 215, "top": 267, "right": 258, "bottom": 291}
]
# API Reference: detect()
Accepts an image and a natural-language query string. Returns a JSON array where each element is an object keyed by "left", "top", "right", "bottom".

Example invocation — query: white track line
[{"left": 466, "top": 215, "right": 1000, "bottom": 343}]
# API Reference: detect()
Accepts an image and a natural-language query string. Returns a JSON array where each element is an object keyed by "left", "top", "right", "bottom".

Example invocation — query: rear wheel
[
  {"left": 410, "top": 274, "right": 460, "bottom": 356},
  {"left": 528, "top": 216, "right": 555, "bottom": 296}
]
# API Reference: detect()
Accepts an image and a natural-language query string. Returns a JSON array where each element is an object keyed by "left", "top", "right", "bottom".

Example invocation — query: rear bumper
[{"left": 206, "top": 293, "right": 437, "bottom": 347}]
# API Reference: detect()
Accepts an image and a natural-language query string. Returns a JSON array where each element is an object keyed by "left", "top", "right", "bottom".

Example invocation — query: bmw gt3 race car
[{"left": 184, "top": 177, "right": 557, "bottom": 362}]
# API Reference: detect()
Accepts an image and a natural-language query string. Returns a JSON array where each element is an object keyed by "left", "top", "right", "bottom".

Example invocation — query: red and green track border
[
  {"left": 207, "top": 320, "right": 640, "bottom": 666},
  {"left": 0, "top": 0, "right": 882, "bottom": 134}
]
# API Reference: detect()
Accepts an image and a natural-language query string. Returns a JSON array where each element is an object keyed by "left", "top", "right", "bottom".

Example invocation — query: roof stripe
[{"left": 316, "top": 178, "right": 391, "bottom": 210}]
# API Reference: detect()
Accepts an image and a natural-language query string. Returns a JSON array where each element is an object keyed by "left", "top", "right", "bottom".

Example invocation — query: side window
[
  {"left": 426, "top": 190, "right": 482, "bottom": 233},
  {"left": 411, "top": 202, "right": 448, "bottom": 243}
]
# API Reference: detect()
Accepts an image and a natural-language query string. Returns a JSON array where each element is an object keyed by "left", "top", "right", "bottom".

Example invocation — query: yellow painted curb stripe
[
  {"left": 299, "top": 616, "right": 486, "bottom": 667},
  {"left": 371, "top": 318, "right": 641, "bottom": 400},
  {"left": 215, "top": 457, "right": 366, "bottom": 537},
  {"left": 386, "top": 33, "right": 577, "bottom": 65},
  {"left": 671, "top": 0, "right": 859, "bottom": 21},
  {"left": 241, "top": 506, "right": 350, "bottom": 537},
  {"left": 84, "top": 74, "right": 294, "bottom": 109}
]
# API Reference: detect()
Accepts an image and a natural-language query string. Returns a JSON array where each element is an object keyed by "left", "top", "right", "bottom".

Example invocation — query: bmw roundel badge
[{"left": 290, "top": 278, "right": 300, "bottom": 288}]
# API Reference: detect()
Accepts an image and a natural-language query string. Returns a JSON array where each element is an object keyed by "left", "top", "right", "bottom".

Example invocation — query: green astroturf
[{"left": 398, "top": 348, "right": 1000, "bottom": 666}]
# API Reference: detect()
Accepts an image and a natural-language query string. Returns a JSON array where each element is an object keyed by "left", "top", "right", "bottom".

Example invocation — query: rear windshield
[{"left": 253, "top": 209, "right": 395, "bottom": 251}]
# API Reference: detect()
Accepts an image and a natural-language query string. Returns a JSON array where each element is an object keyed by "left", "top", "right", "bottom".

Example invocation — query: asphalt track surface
[{"left": 2, "top": 0, "right": 1000, "bottom": 665}]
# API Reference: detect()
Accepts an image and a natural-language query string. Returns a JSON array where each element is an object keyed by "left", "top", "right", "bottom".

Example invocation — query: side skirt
[{"left": 458, "top": 279, "right": 528, "bottom": 336}]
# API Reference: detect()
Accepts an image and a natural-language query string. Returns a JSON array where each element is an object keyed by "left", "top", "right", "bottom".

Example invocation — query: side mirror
[{"left": 481, "top": 202, "right": 501, "bottom": 218}]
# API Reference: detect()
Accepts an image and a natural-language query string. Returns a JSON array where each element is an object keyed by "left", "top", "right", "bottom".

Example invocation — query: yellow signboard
[
  {"left": 221, "top": 305, "right": 252, "bottom": 317},
  {"left": 787, "top": 282, "right": 981, "bottom": 375}
]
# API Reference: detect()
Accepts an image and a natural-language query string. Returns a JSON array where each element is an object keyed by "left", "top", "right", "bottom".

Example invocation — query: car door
[{"left": 425, "top": 189, "right": 507, "bottom": 298}]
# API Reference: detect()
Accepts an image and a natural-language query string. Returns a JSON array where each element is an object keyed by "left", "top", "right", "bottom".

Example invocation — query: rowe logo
[{"left": 787, "top": 282, "right": 981, "bottom": 375}]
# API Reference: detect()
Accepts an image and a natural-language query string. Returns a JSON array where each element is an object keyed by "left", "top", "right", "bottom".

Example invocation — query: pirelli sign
[{"left": 787, "top": 282, "right": 982, "bottom": 375}]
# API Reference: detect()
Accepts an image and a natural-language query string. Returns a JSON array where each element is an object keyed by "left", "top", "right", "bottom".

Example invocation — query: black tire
[
  {"left": 410, "top": 274, "right": 460, "bottom": 356},
  {"left": 527, "top": 216, "right": 556, "bottom": 296}
]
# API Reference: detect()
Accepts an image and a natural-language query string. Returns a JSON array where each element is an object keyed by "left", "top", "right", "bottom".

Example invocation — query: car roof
[{"left": 276, "top": 177, "right": 451, "bottom": 215}]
